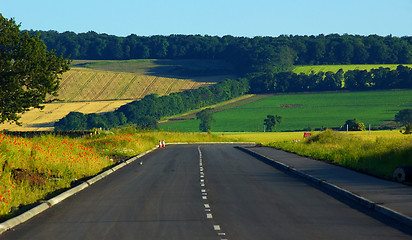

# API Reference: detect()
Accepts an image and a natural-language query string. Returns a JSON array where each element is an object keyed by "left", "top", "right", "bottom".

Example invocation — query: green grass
[
  {"left": 292, "top": 64, "right": 412, "bottom": 74},
  {"left": 267, "top": 129, "right": 412, "bottom": 179},
  {"left": 160, "top": 90, "right": 412, "bottom": 132},
  {"left": 0, "top": 133, "right": 113, "bottom": 217}
]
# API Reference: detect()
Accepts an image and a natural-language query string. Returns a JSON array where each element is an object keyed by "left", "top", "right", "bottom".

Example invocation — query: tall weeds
[
  {"left": 269, "top": 129, "right": 412, "bottom": 179},
  {"left": 0, "top": 133, "right": 113, "bottom": 217}
]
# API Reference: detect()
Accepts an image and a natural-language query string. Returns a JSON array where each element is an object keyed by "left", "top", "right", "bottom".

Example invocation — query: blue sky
[{"left": 1, "top": 0, "right": 411, "bottom": 37}]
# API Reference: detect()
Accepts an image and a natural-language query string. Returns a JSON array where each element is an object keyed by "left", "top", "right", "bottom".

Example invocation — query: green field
[
  {"left": 160, "top": 90, "right": 412, "bottom": 132},
  {"left": 292, "top": 64, "right": 412, "bottom": 74}
]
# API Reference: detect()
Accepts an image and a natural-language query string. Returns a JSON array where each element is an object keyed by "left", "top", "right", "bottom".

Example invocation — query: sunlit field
[
  {"left": 292, "top": 64, "right": 412, "bottom": 75},
  {"left": 226, "top": 130, "right": 408, "bottom": 144},
  {"left": 58, "top": 68, "right": 213, "bottom": 102},
  {"left": 0, "top": 100, "right": 133, "bottom": 131},
  {"left": 161, "top": 90, "right": 412, "bottom": 132}
]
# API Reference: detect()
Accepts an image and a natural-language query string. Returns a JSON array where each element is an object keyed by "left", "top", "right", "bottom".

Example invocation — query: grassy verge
[
  {"left": 266, "top": 129, "right": 412, "bottom": 179},
  {"left": 0, "top": 128, "right": 234, "bottom": 220},
  {"left": 0, "top": 134, "right": 112, "bottom": 218}
]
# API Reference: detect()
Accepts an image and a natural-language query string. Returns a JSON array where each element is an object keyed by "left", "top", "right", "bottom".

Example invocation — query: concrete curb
[
  {"left": 48, "top": 182, "right": 90, "bottom": 207},
  {"left": 0, "top": 146, "right": 158, "bottom": 234},
  {"left": 236, "top": 146, "right": 412, "bottom": 228},
  {"left": 0, "top": 203, "right": 50, "bottom": 234}
]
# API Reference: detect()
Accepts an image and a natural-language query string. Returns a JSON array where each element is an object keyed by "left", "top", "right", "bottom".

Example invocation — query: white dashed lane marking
[{"left": 198, "top": 146, "right": 228, "bottom": 240}]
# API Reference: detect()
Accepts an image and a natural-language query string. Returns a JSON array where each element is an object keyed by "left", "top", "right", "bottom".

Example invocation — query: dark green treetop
[
  {"left": 196, "top": 108, "right": 214, "bottom": 132},
  {"left": 395, "top": 109, "right": 412, "bottom": 134},
  {"left": 0, "top": 15, "right": 70, "bottom": 125},
  {"left": 264, "top": 115, "right": 282, "bottom": 132}
]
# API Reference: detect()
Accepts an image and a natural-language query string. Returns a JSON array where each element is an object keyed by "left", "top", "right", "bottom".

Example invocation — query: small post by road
[
  {"left": 346, "top": 124, "right": 348, "bottom": 134},
  {"left": 369, "top": 124, "right": 371, "bottom": 136}
]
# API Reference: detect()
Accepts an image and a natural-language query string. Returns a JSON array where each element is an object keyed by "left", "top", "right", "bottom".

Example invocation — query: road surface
[{"left": 2, "top": 144, "right": 412, "bottom": 239}]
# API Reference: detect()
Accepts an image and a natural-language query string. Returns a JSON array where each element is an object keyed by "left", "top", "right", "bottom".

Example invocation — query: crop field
[
  {"left": 0, "top": 100, "right": 133, "bottom": 131},
  {"left": 57, "top": 68, "right": 214, "bottom": 102},
  {"left": 162, "top": 94, "right": 269, "bottom": 122},
  {"left": 292, "top": 64, "right": 412, "bottom": 74},
  {"left": 160, "top": 89, "right": 412, "bottom": 132}
]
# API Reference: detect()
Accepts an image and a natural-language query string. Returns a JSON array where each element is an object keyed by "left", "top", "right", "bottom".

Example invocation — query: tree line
[
  {"left": 54, "top": 78, "right": 250, "bottom": 130},
  {"left": 249, "top": 65, "right": 412, "bottom": 93},
  {"left": 29, "top": 31, "right": 412, "bottom": 75}
]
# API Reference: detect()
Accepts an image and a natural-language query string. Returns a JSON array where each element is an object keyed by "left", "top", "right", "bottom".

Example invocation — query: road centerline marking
[{"left": 198, "top": 145, "right": 229, "bottom": 239}]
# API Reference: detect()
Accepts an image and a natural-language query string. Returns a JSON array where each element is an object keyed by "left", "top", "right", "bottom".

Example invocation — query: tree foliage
[
  {"left": 29, "top": 31, "right": 412, "bottom": 93},
  {"left": 249, "top": 66, "right": 412, "bottom": 93},
  {"left": 264, "top": 115, "right": 282, "bottom": 132},
  {"left": 196, "top": 108, "right": 214, "bottom": 132},
  {"left": 0, "top": 15, "right": 70, "bottom": 125},
  {"left": 54, "top": 112, "right": 87, "bottom": 130},
  {"left": 395, "top": 109, "right": 412, "bottom": 134},
  {"left": 31, "top": 31, "right": 412, "bottom": 67},
  {"left": 344, "top": 119, "right": 366, "bottom": 131}
]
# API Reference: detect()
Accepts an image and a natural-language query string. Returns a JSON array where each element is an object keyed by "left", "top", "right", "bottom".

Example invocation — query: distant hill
[
  {"left": 56, "top": 59, "right": 236, "bottom": 102},
  {"left": 1, "top": 59, "right": 236, "bottom": 131}
]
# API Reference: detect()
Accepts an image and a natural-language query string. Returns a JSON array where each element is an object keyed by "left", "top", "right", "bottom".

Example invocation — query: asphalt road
[{"left": 2, "top": 144, "right": 412, "bottom": 240}]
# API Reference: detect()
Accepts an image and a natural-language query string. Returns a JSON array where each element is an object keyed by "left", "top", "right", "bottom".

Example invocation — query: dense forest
[
  {"left": 30, "top": 31, "right": 412, "bottom": 74},
  {"left": 38, "top": 31, "right": 411, "bottom": 130}
]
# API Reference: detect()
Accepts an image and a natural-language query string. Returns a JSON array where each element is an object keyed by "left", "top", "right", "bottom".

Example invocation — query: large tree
[
  {"left": 264, "top": 115, "right": 282, "bottom": 132},
  {"left": 0, "top": 15, "right": 70, "bottom": 125},
  {"left": 395, "top": 109, "right": 412, "bottom": 134},
  {"left": 344, "top": 118, "right": 366, "bottom": 131},
  {"left": 196, "top": 108, "right": 214, "bottom": 132}
]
